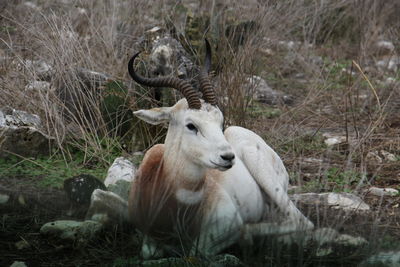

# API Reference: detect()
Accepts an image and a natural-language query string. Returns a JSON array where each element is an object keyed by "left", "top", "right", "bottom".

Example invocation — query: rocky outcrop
[{"left": 0, "top": 108, "right": 54, "bottom": 158}]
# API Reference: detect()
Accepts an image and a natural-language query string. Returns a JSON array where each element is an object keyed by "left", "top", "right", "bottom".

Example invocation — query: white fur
[
  {"left": 132, "top": 98, "right": 314, "bottom": 257},
  {"left": 175, "top": 188, "right": 204, "bottom": 205}
]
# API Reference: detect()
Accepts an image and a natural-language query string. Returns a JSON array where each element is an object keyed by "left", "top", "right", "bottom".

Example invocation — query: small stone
[
  {"left": 40, "top": 220, "right": 103, "bottom": 242},
  {"left": 10, "top": 261, "right": 28, "bottom": 267},
  {"left": 366, "top": 151, "right": 383, "bottom": 164},
  {"left": 24, "top": 59, "right": 53, "bottom": 79},
  {"left": 315, "top": 247, "right": 333, "bottom": 257},
  {"left": 18, "top": 195, "right": 26, "bottom": 206},
  {"left": 246, "top": 75, "right": 293, "bottom": 105},
  {"left": 0, "top": 193, "right": 9, "bottom": 204},
  {"left": 368, "top": 187, "right": 399, "bottom": 197},
  {"left": 25, "top": 80, "right": 51, "bottom": 91},
  {"left": 374, "top": 40, "right": 395, "bottom": 56},
  {"left": 334, "top": 234, "right": 368, "bottom": 247},
  {"left": 380, "top": 150, "right": 397, "bottom": 162},
  {"left": 323, "top": 134, "right": 347, "bottom": 147},
  {"left": 15, "top": 239, "right": 30, "bottom": 250}
]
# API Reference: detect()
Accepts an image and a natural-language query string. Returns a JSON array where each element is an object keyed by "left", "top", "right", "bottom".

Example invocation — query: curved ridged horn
[
  {"left": 198, "top": 39, "right": 217, "bottom": 106},
  {"left": 128, "top": 52, "right": 201, "bottom": 109}
]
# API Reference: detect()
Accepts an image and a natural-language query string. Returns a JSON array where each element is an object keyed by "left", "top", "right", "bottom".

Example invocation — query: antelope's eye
[{"left": 186, "top": 123, "right": 198, "bottom": 133}]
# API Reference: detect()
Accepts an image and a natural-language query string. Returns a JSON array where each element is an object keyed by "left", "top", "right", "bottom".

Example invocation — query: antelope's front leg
[{"left": 191, "top": 189, "right": 243, "bottom": 256}]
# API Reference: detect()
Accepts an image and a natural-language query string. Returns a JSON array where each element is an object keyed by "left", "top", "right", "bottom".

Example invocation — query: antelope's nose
[{"left": 220, "top": 152, "right": 235, "bottom": 162}]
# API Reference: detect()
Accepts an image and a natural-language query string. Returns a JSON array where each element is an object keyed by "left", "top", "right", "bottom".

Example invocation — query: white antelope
[{"left": 127, "top": 40, "right": 314, "bottom": 259}]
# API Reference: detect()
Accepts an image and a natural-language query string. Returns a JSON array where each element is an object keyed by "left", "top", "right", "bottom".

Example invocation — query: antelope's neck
[{"left": 163, "top": 152, "right": 207, "bottom": 205}]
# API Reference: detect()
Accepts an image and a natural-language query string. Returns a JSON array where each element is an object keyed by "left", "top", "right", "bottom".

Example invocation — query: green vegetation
[
  {"left": 247, "top": 102, "right": 282, "bottom": 119},
  {"left": 279, "top": 133, "right": 327, "bottom": 156},
  {"left": 301, "top": 167, "right": 363, "bottom": 193},
  {"left": 0, "top": 152, "right": 108, "bottom": 188}
]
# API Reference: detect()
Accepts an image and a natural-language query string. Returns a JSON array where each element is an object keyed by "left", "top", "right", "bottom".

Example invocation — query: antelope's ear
[{"left": 133, "top": 107, "right": 172, "bottom": 125}]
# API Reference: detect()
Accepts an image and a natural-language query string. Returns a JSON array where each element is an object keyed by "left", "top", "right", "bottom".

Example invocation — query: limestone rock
[
  {"left": 0, "top": 193, "right": 10, "bottom": 204},
  {"left": 150, "top": 36, "right": 196, "bottom": 80},
  {"left": 380, "top": 150, "right": 397, "bottom": 162},
  {"left": 107, "top": 180, "right": 131, "bottom": 201},
  {"left": 376, "top": 56, "right": 400, "bottom": 73},
  {"left": 291, "top": 192, "right": 370, "bottom": 212},
  {"left": 104, "top": 157, "right": 136, "bottom": 187},
  {"left": 25, "top": 80, "right": 51, "bottom": 91},
  {"left": 366, "top": 151, "right": 383, "bottom": 164},
  {"left": 10, "top": 261, "right": 28, "bottom": 267},
  {"left": 246, "top": 75, "right": 293, "bottom": 105},
  {"left": 40, "top": 220, "right": 103, "bottom": 243},
  {"left": 0, "top": 108, "right": 54, "bottom": 158},
  {"left": 24, "top": 59, "right": 53, "bottom": 80},
  {"left": 374, "top": 40, "right": 395, "bottom": 57},
  {"left": 322, "top": 133, "right": 347, "bottom": 147},
  {"left": 86, "top": 189, "right": 129, "bottom": 224},
  {"left": 367, "top": 187, "right": 399, "bottom": 197}
]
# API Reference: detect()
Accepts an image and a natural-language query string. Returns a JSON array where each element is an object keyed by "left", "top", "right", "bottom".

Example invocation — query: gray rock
[
  {"left": 376, "top": 56, "right": 400, "bottom": 73},
  {"left": 104, "top": 157, "right": 136, "bottom": 188},
  {"left": 0, "top": 109, "right": 54, "bottom": 158},
  {"left": 25, "top": 80, "right": 51, "bottom": 91},
  {"left": 40, "top": 220, "right": 103, "bottom": 243},
  {"left": 246, "top": 75, "right": 293, "bottom": 105},
  {"left": 312, "top": 227, "right": 339, "bottom": 245},
  {"left": 0, "top": 193, "right": 10, "bottom": 204},
  {"left": 24, "top": 59, "right": 53, "bottom": 80},
  {"left": 366, "top": 151, "right": 383, "bottom": 164},
  {"left": 1, "top": 108, "right": 41, "bottom": 128},
  {"left": 150, "top": 36, "right": 196, "bottom": 80},
  {"left": 367, "top": 187, "right": 399, "bottom": 197},
  {"left": 360, "top": 251, "right": 400, "bottom": 267},
  {"left": 86, "top": 189, "right": 129, "bottom": 224},
  {"left": 374, "top": 40, "right": 395, "bottom": 56},
  {"left": 107, "top": 180, "right": 131, "bottom": 201},
  {"left": 334, "top": 234, "right": 368, "bottom": 247},
  {"left": 322, "top": 133, "right": 347, "bottom": 147},
  {"left": 10, "top": 261, "right": 28, "bottom": 267},
  {"left": 291, "top": 192, "right": 370, "bottom": 212},
  {"left": 380, "top": 150, "right": 397, "bottom": 162}
]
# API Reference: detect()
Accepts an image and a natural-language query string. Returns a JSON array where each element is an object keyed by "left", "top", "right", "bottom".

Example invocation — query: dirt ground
[{"left": 1, "top": 176, "right": 399, "bottom": 267}]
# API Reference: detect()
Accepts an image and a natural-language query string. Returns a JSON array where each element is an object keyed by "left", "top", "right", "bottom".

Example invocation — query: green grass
[
  {"left": 279, "top": 133, "right": 327, "bottom": 156},
  {"left": 0, "top": 152, "right": 108, "bottom": 188},
  {"left": 247, "top": 102, "right": 282, "bottom": 119},
  {"left": 301, "top": 167, "right": 363, "bottom": 193}
]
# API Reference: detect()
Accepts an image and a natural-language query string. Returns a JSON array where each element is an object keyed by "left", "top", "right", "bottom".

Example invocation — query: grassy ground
[{"left": 1, "top": 0, "right": 400, "bottom": 266}]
